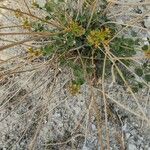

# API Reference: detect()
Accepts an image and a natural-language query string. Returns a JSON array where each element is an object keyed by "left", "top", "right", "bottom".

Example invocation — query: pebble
[
  {"left": 144, "top": 16, "right": 150, "bottom": 29},
  {"left": 126, "top": 132, "right": 131, "bottom": 139},
  {"left": 128, "top": 143, "right": 138, "bottom": 150}
]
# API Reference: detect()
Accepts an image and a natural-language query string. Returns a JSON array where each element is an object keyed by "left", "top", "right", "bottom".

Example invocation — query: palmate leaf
[
  {"left": 135, "top": 68, "right": 143, "bottom": 77},
  {"left": 42, "top": 45, "right": 55, "bottom": 56},
  {"left": 131, "top": 82, "right": 143, "bottom": 93},
  {"left": 144, "top": 74, "right": 150, "bottom": 82},
  {"left": 65, "top": 60, "right": 85, "bottom": 85},
  {"left": 142, "top": 45, "right": 149, "bottom": 51},
  {"left": 44, "top": 1, "right": 55, "bottom": 12},
  {"left": 111, "top": 36, "right": 138, "bottom": 57},
  {"left": 32, "top": 22, "right": 45, "bottom": 32}
]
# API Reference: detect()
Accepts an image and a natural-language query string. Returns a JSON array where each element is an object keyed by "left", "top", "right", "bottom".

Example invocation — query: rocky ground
[{"left": 0, "top": 0, "right": 150, "bottom": 150}]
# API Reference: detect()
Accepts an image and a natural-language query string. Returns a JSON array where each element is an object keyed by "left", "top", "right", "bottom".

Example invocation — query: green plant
[
  {"left": 20, "top": 0, "right": 149, "bottom": 93},
  {"left": 0, "top": 0, "right": 150, "bottom": 149},
  {"left": 5, "top": 1, "right": 146, "bottom": 96}
]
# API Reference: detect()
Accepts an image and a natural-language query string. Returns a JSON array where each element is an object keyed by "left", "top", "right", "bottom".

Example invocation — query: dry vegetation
[{"left": 0, "top": 0, "right": 150, "bottom": 149}]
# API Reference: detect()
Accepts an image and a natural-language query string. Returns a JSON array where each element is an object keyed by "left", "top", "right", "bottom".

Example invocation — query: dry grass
[{"left": 0, "top": 0, "right": 150, "bottom": 149}]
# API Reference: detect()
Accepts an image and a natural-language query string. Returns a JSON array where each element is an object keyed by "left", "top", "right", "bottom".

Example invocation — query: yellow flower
[
  {"left": 69, "top": 83, "right": 81, "bottom": 95},
  {"left": 27, "top": 47, "right": 43, "bottom": 58},
  {"left": 14, "top": 9, "right": 23, "bottom": 18},
  {"left": 144, "top": 50, "right": 150, "bottom": 58},
  {"left": 68, "top": 21, "right": 85, "bottom": 37},
  {"left": 87, "top": 28, "right": 111, "bottom": 47},
  {"left": 32, "top": 0, "right": 40, "bottom": 8},
  {"left": 28, "top": 47, "right": 34, "bottom": 53},
  {"left": 22, "top": 18, "right": 32, "bottom": 30}
]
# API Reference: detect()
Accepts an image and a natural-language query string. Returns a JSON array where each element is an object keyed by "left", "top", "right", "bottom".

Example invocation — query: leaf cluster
[{"left": 28, "top": 0, "right": 149, "bottom": 93}]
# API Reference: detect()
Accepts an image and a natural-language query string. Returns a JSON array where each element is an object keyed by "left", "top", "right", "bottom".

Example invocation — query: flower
[
  {"left": 69, "top": 83, "right": 81, "bottom": 95},
  {"left": 14, "top": 9, "right": 23, "bottom": 18},
  {"left": 144, "top": 50, "right": 150, "bottom": 58},
  {"left": 87, "top": 28, "right": 111, "bottom": 47},
  {"left": 22, "top": 18, "right": 32, "bottom": 30},
  {"left": 68, "top": 21, "right": 85, "bottom": 37},
  {"left": 27, "top": 47, "right": 43, "bottom": 58}
]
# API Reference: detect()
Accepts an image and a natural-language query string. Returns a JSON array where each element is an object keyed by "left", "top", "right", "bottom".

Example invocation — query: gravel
[{"left": 0, "top": 0, "right": 150, "bottom": 149}]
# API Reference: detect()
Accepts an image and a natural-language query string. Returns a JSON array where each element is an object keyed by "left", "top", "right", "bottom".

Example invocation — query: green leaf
[
  {"left": 111, "top": 37, "right": 136, "bottom": 58},
  {"left": 66, "top": 60, "right": 85, "bottom": 85},
  {"left": 43, "top": 45, "right": 55, "bottom": 55},
  {"left": 135, "top": 68, "right": 143, "bottom": 77},
  {"left": 32, "top": 22, "right": 45, "bottom": 32},
  {"left": 45, "top": 2, "right": 55, "bottom": 12},
  {"left": 73, "top": 78, "right": 85, "bottom": 85},
  {"left": 131, "top": 31, "right": 137, "bottom": 37},
  {"left": 45, "top": 16, "right": 52, "bottom": 20},
  {"left": 132, "top": 86, "right": 139, "bottom": 93},
  {"left": 144, "top": 74, "right": 150, "bottom": 82},
  {"left": 131, "top": 82, "right": 143, "bottom": 93},
  {"left": 138, "top": 82, "right": 143, "bottom": 88},
  {"left": 142, "top": 45, "right": 148, "bottom": 51}
]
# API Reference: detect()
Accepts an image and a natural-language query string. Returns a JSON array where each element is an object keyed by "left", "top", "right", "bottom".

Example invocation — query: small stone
[
  {"left": 82, "top": 145, "right": 89, "bottom": 150},
  {"left": 144, "top": 16, "right": 150, "bottom": 29},
  {"left": 122, "top": 123, "right": 127, "bottom": 131},
  {"left": 36, "top": 0, "right": 46, "bottom": 7},
  {"left": 142, "top": 37, "right": 149, "bottom": 45},
  {"left": 91, "top": 124, "right": 96, "bottom": 131},
  {"left": 128, "top": 143, "right": 138, "bottom": 150},
  {"left": 126, "top": 132, "right": 131, "bottom": 139}
]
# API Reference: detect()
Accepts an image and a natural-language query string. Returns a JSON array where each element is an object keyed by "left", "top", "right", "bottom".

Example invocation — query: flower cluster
[
  {"left": 27, "top": 47, "right": 43, "bottom": 58},
  {"left": 67, "top": 21, "right": 85, "bottom": 37},
  {"left": 87, "top": 28, "right": 111, "bottom": 48}
]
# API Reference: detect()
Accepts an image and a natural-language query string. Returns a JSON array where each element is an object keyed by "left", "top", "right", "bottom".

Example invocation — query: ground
[{"left": 0, "top": 0, "right": 150, "bottom": 150}]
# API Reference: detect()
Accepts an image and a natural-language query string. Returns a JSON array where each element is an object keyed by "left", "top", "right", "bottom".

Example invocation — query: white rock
[
  {"left": 36, "top": 0, "right": 46, "bottom": 7},
  {"left": 143, "top": 37, "right": 149, "bottom": 45},
  {"left": 126, "top": 132, "right": 131, "bottom": 139},
  {"left": 128, "top": 144, "right": 138, "bottom": 150},
  {"left": 91, "top": 124, "right": 96, "bottom": 131},
  {"left": 144, "top": 16, "right": 150, "bottom": 29},
  {"left": 122, "top": 123, "right": 127, "bottom": 131},
  {"left": 82, "top": 145, "right": 89, "bottom": 150}
]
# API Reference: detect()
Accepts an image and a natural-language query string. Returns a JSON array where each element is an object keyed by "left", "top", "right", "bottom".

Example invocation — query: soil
[{"left": 0, "top": 0, "right": 150, "bottom": 150}]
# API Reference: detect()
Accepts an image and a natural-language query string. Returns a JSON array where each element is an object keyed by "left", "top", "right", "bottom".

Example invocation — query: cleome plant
[
  {"left": 11, "top": 0, "right": 149, "bottom": 93},
  {"left": 0, "top": 0, "right": 150, "bottom": 149}
]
